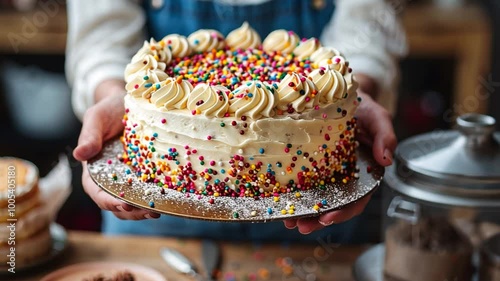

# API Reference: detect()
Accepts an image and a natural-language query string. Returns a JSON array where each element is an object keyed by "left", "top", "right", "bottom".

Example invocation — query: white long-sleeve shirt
[{"left": 66, "top": 0, "right": 407, "bottom": 120}]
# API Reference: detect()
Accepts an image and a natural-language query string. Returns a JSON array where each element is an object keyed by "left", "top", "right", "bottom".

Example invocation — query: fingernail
[
  {"left": 116, "top": 205, "right": 125, "bottom": 212},
  {"left": 121, "top": 204, "right": 133, "bottom": 212},
  {"left": 319, "top": 220, "right": 334, "bottom": 226},
  {"left": 383, "top": 149, "right": 393, "bottom": 164},
  {"left": 144, "top": 213, "right": 160, "bottom": 219},
  {"left": 301, "top": 230, "right": 313, "bottom": 235}
]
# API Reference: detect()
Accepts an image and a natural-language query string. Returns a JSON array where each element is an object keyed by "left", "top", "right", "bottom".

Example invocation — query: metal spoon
[
  {"left": 201, "top": 240, "right": 220, "bottom": 281},
  {"left": 160, "top": 247, "right": 204, "bottom": 281}
]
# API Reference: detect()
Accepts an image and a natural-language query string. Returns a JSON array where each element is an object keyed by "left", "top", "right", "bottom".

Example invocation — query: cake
[
  {"left": 121, "top": 22, "right": 360, "bottom": 199},
  {"left": 0, "top": 157, "right": 52, "bottom": 267}
]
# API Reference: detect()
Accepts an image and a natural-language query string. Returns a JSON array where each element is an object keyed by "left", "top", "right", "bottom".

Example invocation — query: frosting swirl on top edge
[
  {"left": 124, "top": 23, "right": 362, "bottom": 119},
  {"left": 161, "top": 34, "right": 192, "bottom": 58},
  {"left": 229, "top": 81, "right": 277, "bottom": 119},
  {"left": 262, "top": 29, "right": 300, "bottom": 54},
  {"left": 124, "top": 55, "right": 167, "bottom": 83},
  {"left": 187, "top": 84, "right": 230, "bottom": 118},
  {"left": 150, "top": 78, "right": 193, "bottom": 110},
  {"left": 188, "top": 29, "right": 226, "bottom": 53},
  {"left": 226, "top": 21, "right": 262, "bottom": 50},
  {"left": 308, "top": 68, "right": 347, "bottom": 103},
  {"left": 125, "top": 69, "right": 169, "bottom": 99},
  {"left": 131, "top": 39, "right": 172, "bottom": 65},
  {"left": 318, "top": 56, "right": 349, "bottom": 75},
  {"left": 310, "top": 46, "right": 342, "bottom": 64},
  {"left": 293, "top": 38, "right": 321, "bottom": 61},
  {"left": 277, "top": 73, "right": 320, "bottom": 113}
]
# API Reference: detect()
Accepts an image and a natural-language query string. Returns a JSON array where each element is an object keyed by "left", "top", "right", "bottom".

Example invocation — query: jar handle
[{"left": 387, "top": 196, "right": 420, "bottom": 225}]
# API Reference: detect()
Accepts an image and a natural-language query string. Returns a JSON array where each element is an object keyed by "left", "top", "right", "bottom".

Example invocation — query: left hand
[{"left": 283, "top": 90, "right": 397, "bottom": 234}]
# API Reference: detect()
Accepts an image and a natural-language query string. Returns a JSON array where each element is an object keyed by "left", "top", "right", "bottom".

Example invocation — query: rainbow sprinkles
[{"left": 120, "top": 22, "right": 361, "bottom": 200}]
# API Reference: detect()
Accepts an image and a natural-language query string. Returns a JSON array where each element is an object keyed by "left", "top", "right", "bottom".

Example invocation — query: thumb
[{"left": 73, "top": 107, "right": 105, "bottom": 161}]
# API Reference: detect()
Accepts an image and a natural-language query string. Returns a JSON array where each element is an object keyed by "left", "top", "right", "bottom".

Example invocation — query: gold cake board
[{"left": 88, "top": 138, "right": 383, "bottom": 222}]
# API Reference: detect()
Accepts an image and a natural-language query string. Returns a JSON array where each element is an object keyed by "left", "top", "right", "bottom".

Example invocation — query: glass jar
[{"left": 382, "top": 113, "right": 500, "bottom": 281}]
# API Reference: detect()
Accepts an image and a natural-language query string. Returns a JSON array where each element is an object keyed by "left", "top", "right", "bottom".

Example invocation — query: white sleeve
[
  {"left": 65, "top": 0, "right": 146, "bottom": 120},
  {"left": 321, "top": 0, "right": 408, "bottom": 114}
]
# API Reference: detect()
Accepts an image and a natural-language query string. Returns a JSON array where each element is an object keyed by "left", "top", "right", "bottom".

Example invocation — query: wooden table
[{"left": 12, "top": 231, "right": 368, "bottom": 281}]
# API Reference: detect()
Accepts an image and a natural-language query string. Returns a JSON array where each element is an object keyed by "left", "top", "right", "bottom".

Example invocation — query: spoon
[{"left": 160, "top": 247, "right": 204, "bottom": 281}]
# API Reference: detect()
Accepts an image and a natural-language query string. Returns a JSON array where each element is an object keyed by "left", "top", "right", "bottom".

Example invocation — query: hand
[
  {"left": 284, "top": 90, "right": 397, "bottom": 234},
  {"left": 73, "top": 80, "right": 160, "bottom": 220}
]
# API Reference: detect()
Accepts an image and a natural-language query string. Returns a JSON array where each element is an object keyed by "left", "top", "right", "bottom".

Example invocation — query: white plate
[{"left": 41, "top": 261, "right": 167, "bottom": 281}]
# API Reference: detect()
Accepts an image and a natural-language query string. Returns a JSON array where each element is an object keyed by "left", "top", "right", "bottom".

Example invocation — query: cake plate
[{"left": 88, "top": 138, "right": 384, "bottom": 222}]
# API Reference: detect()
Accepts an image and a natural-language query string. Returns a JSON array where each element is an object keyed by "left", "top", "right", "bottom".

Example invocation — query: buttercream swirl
[
  {"left": 229, "top": 81, "right": 277, "bottom": 119},
  {"left": 187, "top": 84, "right": 230, "bottom": 117},
  {"left": 124, "top": 55, "right": 167, "bottom": 83},
  {"left": 125, "top": 69, "right": 168, "bottom": 99},
  {"left": 188, "top": 29, "right": 226, "bottom": 53},
  {"left": 344, "top": 72, "right": 359, "bottom": 95},
  {"left": 318, "top": 56, "right": 349, "bottom": 75},
  {"left": 293, "top": 38, "right": 321, "bottom": 61},
  {"left": 150, "top": 78, "right": 193, "bottom": 110},
  {"left": 277, "top": 73, "right": 320, "bottom": 112},
  {"left": 226, "top": 22, "right": 262, "bottom": 50},
  {"left": 308, "top": 68, "right": 347, "bottom": 103},
  {"left": 131, "top": 39, "right": 172, "bottom": 65},
  {"left": 161, "top": 34, "right": 192, "bottom": 58},
  {"left": 310, "top": 47, "right": 342, "bottom": 64},
  {"left": 262, "top": 30, "right": 299, "bottom": 54}
]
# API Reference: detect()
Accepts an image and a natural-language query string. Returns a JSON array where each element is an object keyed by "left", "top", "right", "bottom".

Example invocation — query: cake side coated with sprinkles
[{"left": 120, "top": 22, "right": 360, "bottom": 198}]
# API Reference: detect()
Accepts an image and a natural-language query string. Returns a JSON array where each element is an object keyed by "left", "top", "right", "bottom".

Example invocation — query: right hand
[{"left": 73, "top": 80, "right": 160, "bottom": 220}]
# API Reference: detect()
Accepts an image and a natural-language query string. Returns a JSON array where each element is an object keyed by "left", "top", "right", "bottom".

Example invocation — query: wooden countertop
[{"left": 12, "top": 231, "right": 368, "bottom": 281}]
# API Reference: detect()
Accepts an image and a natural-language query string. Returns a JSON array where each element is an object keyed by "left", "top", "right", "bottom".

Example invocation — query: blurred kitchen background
[{"left": 0, "top": 0, "right": 499, "bottom": 239}]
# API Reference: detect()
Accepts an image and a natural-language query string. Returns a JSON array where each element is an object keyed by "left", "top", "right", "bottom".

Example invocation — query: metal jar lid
[{"left": 386, "top": 113, "right": 500, "bottom": 208}]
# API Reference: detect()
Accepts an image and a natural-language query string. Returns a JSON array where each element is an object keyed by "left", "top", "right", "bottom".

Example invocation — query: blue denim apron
[{"left": 104, "top": 0, "right": 363, "bottom": 243}]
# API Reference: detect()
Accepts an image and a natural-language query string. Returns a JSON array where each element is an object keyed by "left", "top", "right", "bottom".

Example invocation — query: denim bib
[{"left": 145, "top": 0, "right": 335, "bottom": 39}]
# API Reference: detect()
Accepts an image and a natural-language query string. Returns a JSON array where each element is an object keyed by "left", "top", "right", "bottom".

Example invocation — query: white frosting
[
  {"left": 188, "top": 29, "right": 226, "bottom": 53},
  {"left": 150, "top": 78, "right": 193, "bottom": 110},
  {"left": 293, "top": 38, "right": 321, "bottom": 61},
  {"left": 125, "top": 69, "right": 169, "bottom": 99},
  {"left": 162, "top": 34, "right": 192, "bottom": 58},
  {"left": 308, "top": 68, "right": 347, "bottom": 103},
  {"left": 277, "top": 73, "right": 320, "bottom": 112},
  {"left": 318, "top": 56, "right": 349, "bottom": 75},
  {"left": 226, "top": 21, "right": 261, "bottom": 50},
  {"left": 121, "top": 25, "right": 362, "bottom": 195},
  {"left": 187, "top": 84, "right": 230, "bottom": 118},
  {"left": 124, "top": 55, "right": 166, "bottom": 83},
  {"left": 229, "top": 81, "right": 277, "bottom": 119},
  {"left": 124, "top": 94, "right": 358, "bottom": 190},
  {"left": 310, "top": 47, "right": 342, "bottom": 64},
  {"left": 262, "top": 29, "right": 300, "bottom": 54},
  {"left": 131, "top": 38, "right": 173, "bottom": 65}
]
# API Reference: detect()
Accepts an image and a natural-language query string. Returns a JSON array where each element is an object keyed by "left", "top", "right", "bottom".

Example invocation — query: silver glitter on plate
[{"left": 88, "top": 138, "right": 383, "bottom": 222}]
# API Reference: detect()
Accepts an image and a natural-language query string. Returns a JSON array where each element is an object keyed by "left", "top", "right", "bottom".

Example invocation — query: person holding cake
[{"left": 66, "top": 0, "right": 406, "bottom": 241}]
